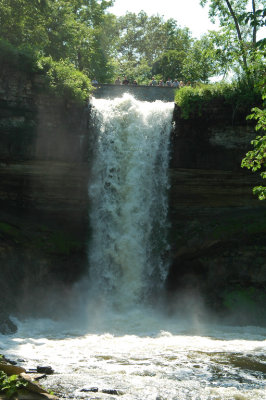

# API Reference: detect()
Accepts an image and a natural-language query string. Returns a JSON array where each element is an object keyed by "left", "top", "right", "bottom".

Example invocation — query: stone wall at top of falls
[
  {"left": 0, "top": 64, "right": 265, "bottom": 325},
  {"left": 92, "top": 84, "right": 176, "bottom": 102}
]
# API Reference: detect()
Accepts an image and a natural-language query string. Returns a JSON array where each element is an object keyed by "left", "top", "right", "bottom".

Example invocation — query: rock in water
[
  {"left": 36, "top": 366, "right": 54, "bottom": 375},
  {"left": 102, "top": 389, "right": 123, "bottom": 395},
  {"left": 80, "top": 387, "right": 98, "bottom": 392}
]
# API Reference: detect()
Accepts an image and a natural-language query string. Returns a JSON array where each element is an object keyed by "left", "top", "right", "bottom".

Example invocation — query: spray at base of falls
[{"left": 88, "top": 94, "right": 174, "bottom": 309}]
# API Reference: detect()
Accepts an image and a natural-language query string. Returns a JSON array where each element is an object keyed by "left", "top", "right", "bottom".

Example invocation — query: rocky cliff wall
[
  {"left": 167, "top": 105, "right": 266, "bottom": 323},
  {"left": 0, "top": 66, "right": 90, "bottom": 323}
]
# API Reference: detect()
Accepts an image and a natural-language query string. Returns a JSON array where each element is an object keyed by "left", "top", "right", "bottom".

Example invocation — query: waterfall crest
[{"left": 88, "top": 94, "right": 174, "bottom": 309}]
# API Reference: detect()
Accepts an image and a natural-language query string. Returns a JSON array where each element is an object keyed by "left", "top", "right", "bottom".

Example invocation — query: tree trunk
[
  {"left": 224, "top": 0, "right": 250, "bottom": 81},
  {"left": 252, "top": 0, "right": 257, "bottom": 46}
]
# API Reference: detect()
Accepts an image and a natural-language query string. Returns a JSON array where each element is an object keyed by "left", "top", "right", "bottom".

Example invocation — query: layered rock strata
[{"left": 167, "top": 105, "right": 266, "bottom": 322}]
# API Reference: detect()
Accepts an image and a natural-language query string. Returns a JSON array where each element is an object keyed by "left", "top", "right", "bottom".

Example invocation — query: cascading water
[
  {"left": 1, "top": 94, "right": 265, "bottom": 400},
  {"left": 88, "top": 94, "right": 174, "bottom": 308}
]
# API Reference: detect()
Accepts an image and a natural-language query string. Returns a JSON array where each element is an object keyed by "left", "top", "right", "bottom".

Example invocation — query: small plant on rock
[{"left": 0, "top": 371, "right": 28, "bottom": 398}]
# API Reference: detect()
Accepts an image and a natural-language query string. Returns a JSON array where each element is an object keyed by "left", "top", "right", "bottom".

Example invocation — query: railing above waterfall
[{"left": 91, "top": 84, "right": 177, "bottom": 102}]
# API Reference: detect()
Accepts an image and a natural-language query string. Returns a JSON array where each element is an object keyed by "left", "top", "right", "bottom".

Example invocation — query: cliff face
[
  {"left": 0, "top": 66, "right": 90, "bottom": 320},
  {"left": 0, "top": 66, "right": 265, "bottom": 325},
  {"left": 167, "top": 106, "right": 266, "bottom": 322}
]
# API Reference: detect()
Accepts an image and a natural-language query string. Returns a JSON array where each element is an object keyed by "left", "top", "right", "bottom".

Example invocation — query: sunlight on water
[{"left": 1, "top": 316, "right": 266, "bottom": 400}]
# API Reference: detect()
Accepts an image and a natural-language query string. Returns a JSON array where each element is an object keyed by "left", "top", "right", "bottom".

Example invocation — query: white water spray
[{"left": 88, "top": 94, "right": 174, "bottom": 308}]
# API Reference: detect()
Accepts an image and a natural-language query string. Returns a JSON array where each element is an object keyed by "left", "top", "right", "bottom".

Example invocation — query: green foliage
[
  {"left": 152, "top": 50, "right": 185, "bottom": 82},
  {"left": 174, "top": 81, "right": 260, "bottom": 119},
  {"left": 112, "top": 11, "right": 193, "bottom": 83},
  {"left": 200, "top": 0, "right": 265, "bottom": 83},
  {"left": 241, "top": 93, "right": 266, "bottom": 200},
  {"left": 0, "top": 371, "right": 27, "bottom": 398},
  {"left": 0, "top": 39, "right": 38, "bottom": 72},
  {"left": 0, "top": 37, "right": 94, "bottom": 101},
  {"left": 0, "top": 0, "right": 114, "bottom": 82},
  {"left": 38, "top": 57, "right": 94, "bottom": 102}
]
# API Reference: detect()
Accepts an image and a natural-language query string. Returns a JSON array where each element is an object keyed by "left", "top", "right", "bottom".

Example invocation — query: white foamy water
[
  {"left": 1, "top": 94, "right": 266, "bottom": 400},
  {"left": 88, "top": 94, "right": 174, "bottom": 308},
  {"left": 1, "top": 316, "right": 266, "bottom": 400}
]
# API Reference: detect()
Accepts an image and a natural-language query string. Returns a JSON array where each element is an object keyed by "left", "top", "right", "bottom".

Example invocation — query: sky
[{"left": 109, "top": 0, "right": 219, "bottom": 38}]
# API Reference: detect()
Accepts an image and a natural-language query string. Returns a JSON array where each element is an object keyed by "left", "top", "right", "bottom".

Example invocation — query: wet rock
[
  {"left": 0, "top": 362, "right": 26, "bottom": 375},
  {"left": 36, "top": 366, "right": 54, "bottom": 375},
  {"left": 0, "top": 355, "right": 17, "bottom": 365},
  {"left": 19, "top": 373, "right": 48, "bottom": 394},
  {"left": 102, "top": 389, "right": 123, "bottom": 395},
  {"left": 0, "top": 315, "right": 17, "bottom": 334},
  {"left": 2, "top": 356, "right": 17, "bottom": 365},
  {"left": 80, "top": 387, "right": 98, "bottom": 392},
  {"left": 27, "top": 373, "right": 47, "bottom": 381}
]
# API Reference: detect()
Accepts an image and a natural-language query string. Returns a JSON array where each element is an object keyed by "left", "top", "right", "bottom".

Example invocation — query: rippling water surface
[{"left": 1, "top": 311, "right": 265, "bottom": 400}]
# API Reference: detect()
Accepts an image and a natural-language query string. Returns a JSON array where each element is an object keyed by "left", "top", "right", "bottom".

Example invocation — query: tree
[
  {"left": 111, "top": 11, "right": 192, "bottom": 83},
  {"left": 200, "top": 0, "right": 265, "bottom": 82},
  {"left": 0, "top": 0, "right": 114, "bottom": 81},
  {"left": 182, "top": 34, "right": 221, "bottom": 82},
  {"left": 241, "top": 92, "right": 266, "bottom": 200},
  {"left": 0, "top": 0, "right": 50, "bottom": 49},
  {"left": 152, "top": 50, "right": 186, "bottom": 81}
]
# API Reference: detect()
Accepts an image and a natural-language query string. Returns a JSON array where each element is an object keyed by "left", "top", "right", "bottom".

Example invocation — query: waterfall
[{"left": 88, "top": 94, "right": 174, "bottom": 309}]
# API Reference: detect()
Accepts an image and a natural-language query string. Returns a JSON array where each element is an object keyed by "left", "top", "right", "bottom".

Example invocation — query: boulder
[
  {"left": 19, "top": 373, "right": 48, "bottom": 394},
  {"left": 0, "top": 362, "right": 26, "bottom": 375},
  {"left": 36, "top": 367, "right": 54, "bottom": 375}
]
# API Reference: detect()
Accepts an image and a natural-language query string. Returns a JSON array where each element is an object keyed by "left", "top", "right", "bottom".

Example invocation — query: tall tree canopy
[
  {"left": 0, "top": 0, "right": 114, "bottom": 81},
  {"left": 109, "top": 11, "right": 220, "bottom": 84},
  {"left": 200, "top": 0, "right": 266, "bottom": 83}
]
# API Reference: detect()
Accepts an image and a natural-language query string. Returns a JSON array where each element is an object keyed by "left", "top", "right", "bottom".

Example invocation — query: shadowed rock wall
[
  {"left": 0, "top": 66, "right": 90, "bottom": 322},
  {"left": 167, "top": 105, "right": 266, "bottom": 322}
]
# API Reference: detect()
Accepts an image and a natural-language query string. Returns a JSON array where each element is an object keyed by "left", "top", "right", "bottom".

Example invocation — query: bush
[
  {"left": 175, "top": 81, "right": 261, "bottom": 119},
  {"left": 37, "top": 57, "right": 94, "bottom": 103},
  {"left": 0, "top": 39, "right": 94, "bottom": 102}
]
